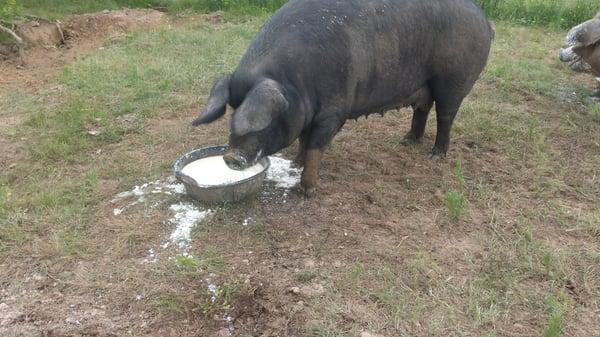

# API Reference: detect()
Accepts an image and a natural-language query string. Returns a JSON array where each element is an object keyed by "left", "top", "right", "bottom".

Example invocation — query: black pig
[{"left": 192, "top": 0, "right": 494, "bottom": 196}]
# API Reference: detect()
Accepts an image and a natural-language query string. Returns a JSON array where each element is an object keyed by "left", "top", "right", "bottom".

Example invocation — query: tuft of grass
[
  {"left": 591, "top": 103, "right": 600, "bottom": 123},
  {"left": 310, "top": 327, "right": 345, "bottom": 337},
  {"left": 543, "top": 292, "right": 572, "bottom": 337},
  {"left": 175, "top": 254, "right": 201, "bottom": 272},
  {"left": 445, "top": 190, "right": 466, "bottom": 220},
  {"left": 454, "top": 160, "right": 465, "bottom": 188},
  {"left": 444, "top": 161, "right": 468, "bottom": 220}
]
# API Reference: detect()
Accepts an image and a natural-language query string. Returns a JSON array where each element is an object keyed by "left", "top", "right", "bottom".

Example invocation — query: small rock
[
  {"left": 0, "top": 303, "right": 24, "bottom": 326},
  {"left": 289, "top": 287, "right": 301, "bottom": 295},
  {"left": 65, "top": 316, "right": 80, "bottom": 326},
  {"left": 292, "top": 301, "right": 304, "bottom": 313},
  {"left": 8, "top": 163, "right": 16, "bottom": 169},
  {"left": 304, "top": 259, "right": 316, "bottom": 268},
  {"left": 361, "top": 332, "right": 385, "bottom": 337},
  {"left": 215, "top": 328, "right": 230, "bottom": 337},
  {"left": 299, "top": 283, "right": 325, "bottom": 298}
]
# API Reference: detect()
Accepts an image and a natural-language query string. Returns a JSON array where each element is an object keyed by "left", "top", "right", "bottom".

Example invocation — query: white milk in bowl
[{"left": 181, "top": 155, "right": 265, "bottom": 186}]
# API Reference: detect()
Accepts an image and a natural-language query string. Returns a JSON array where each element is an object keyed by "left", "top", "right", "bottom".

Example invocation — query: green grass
[
  {"left": 26, "top": 21, "right": 259, "bottom": 163},
  {"left": 154, "top": 293, "right": 184, "bottom": 313},
  {"left": 445, "top": 161, "right": 467, "bottom": 220},
  {"left": 0, "top": 19, "right": 261, "bottom": 259},
  {"left": 9, "top": 0, "right": 599, "bottom": 30},
  {"left": 175, "top": 254, "right": 201, "bottom": 271},
  {"left": 445, "top": 190, "right": 466, "bottom": 219},
  {"left": 475, "top": 0, "right": 598, "bottom": 29},
  {"left": 1, "top": 14, "right": 599, "bottom": 337},
  {"left": 16, "top": 0, "right": 286, "bottom": 18}
]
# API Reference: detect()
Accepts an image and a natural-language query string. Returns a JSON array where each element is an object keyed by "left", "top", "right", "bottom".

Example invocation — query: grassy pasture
[{"left": 1, "top": 13, "right": 599, "bottom": 336}]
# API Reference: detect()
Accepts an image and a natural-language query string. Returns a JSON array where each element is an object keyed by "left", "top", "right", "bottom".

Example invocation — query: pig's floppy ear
[
  {"left": 231, "top": 79, "right": 289, "bottom": 136},
  {"left": 191, "top": 74, "right": 231, "bottom": 126}
]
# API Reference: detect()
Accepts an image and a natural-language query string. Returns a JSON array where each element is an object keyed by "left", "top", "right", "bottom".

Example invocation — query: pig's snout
[
  {"left": 559, "top": 47, "right": 577, "bottom": 62},
  {"left": 223, "top": 151, "right": 249, "bottom": 171}
]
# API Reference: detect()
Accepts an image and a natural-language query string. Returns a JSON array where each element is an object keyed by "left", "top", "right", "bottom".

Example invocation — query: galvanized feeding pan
[{"left": 173, "top": 145, "right": 271, "bottom": 203}]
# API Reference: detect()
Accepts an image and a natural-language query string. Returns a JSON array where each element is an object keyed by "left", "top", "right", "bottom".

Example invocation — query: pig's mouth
[{"left": 223, "top": 149, "right": 263, "bottom": 171}]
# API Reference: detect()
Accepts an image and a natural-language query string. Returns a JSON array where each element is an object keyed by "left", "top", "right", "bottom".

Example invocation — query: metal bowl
[{"left": 173, "top": 145, "right": 270, "bottom": 203}]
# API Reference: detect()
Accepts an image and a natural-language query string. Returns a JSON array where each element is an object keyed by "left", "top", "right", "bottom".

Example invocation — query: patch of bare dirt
[
  {"left": 0, "top": 9, "right": 168, "bottom": 91},
  {"left": 65, "top": 8, "right": 167, "bottom": 41}
]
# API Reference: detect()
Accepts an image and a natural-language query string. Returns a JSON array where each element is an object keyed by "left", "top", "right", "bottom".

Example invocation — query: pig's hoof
[
  {"left": 299, "top": 182, "right": 317, "bottom": 198},
  {"left": 427, "top": 152, "right": 446, "bottom": 161},
  {"left": 292, "top": 157, "right": 305, "bottom": 168},
  {"left": 400, "top": 134, "right": 421, "bottom": 145},
  {"left": 303, "top": 186, "right": 316, "bottom": 198}
]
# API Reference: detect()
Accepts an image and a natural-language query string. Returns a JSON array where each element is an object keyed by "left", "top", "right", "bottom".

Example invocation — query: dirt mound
[
  {"left": 64, "top": 8, "right": 167, "bottom": 41},
  {"left": 17, "top": 21, "right": 64, "bottom": 48}
]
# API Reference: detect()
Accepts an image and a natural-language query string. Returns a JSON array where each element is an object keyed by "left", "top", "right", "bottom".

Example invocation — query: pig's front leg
[
  {"left": 300, "top": 119, "right": 343, "bottom": 197},
  {"left": 301, "top": 149, "right": 322, "bottom": 197},
  {"left": 293, "top": 133, "right": 307, "bottom": 167}
]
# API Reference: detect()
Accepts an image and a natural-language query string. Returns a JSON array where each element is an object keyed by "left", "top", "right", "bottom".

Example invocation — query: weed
[
  {"left": 154, "top": 294, "right": 183, "bottom": 314},
  {"left": 445, "top": 190, "right": 466, "bottom": 219},
  {"left": 0, "top": 182, "right": 10, "bottom": 214},
  {"left": 213, "top": 283, "right": 237, "bottom": 307},
  {"left": 543, "top": 292, "right": 572, "bottom": 337},
  {"left": 297, "top": 270, "right": 319, "bottom": 283},
  {"left": 349, "top": 263, "right": 365, "bottom": 279},
  {"left": 175, "top": 254, "right": 201, "bottom": 272},
  {"left": 454, "top": 160, "right": 465, "bottom": 188}
]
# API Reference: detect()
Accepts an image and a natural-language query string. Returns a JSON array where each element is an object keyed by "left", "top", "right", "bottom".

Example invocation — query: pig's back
[{"left": 232, "top": 0, "right": 492, "bottom": 114}]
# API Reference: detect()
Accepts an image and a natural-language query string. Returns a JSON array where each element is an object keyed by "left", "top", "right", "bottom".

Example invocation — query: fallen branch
[
  {"left": 55, "top": 20, "right": 65, "bottom": 44},
  {"left": 0, "top": 22, "right": 24, "bottom": 63},
  {"left": 0, "top": 22, "right": 22, "bottom": 44}
]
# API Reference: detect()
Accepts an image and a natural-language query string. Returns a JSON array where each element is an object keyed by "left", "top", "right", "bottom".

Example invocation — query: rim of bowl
[{"left": 173, "top": 145, "right": 271, "bottom": 189}]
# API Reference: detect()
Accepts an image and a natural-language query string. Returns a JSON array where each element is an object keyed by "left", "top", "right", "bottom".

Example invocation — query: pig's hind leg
[
  {"left": 401, "top": 87, "right": 434, "bottom": 145},
  {"left": 428, "top": 81, "right": 469, "bottom": 161}
]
